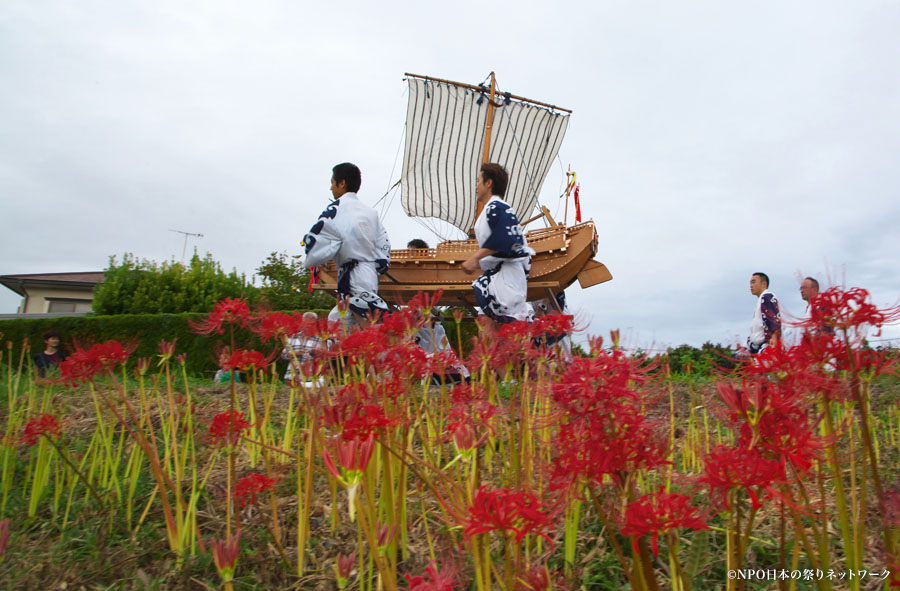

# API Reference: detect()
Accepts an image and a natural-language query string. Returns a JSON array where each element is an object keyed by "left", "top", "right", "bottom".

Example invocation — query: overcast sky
[{"left": 2, "top": 0, "right": 899, "bottom": 350}]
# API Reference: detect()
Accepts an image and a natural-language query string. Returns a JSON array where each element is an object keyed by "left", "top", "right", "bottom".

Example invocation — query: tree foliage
[
  {"left": 666, "top": 342, "right": 737, "bottom": 376},
  {"left": 255, "top": 251, "right": 335, "bottom": 311},
  {"left": 93, "top": 252, "right": 258, "bottom": 315}
]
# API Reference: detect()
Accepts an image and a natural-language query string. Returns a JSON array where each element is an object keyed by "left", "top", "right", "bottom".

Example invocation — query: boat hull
[{"left": 311, "top": 220, "right": 611, "bottom": 307}]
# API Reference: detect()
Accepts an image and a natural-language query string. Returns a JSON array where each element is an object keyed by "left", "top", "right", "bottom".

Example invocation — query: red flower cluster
[
  {"left": 219, "top": 349, "right": 273, "bottom": 371},
  {"left": 621, "top": 487, "right": 708, "bottom": 557},
  {"left": 798, "top": 287, "right": 900, "bottom": 338},
  {"left": 551, "top": 350, "right": 668, "bottom": 487},
  {"left": 716, "top": 378, "right": 823, "bottom": 475},
  {"left": 698, "top": 445, "right": 784, "bottom": 510},
  {"left": 404, "top": 560, "right": 459, "bottom": 591},
  {"left": 58, "top": 340, "right": 134, "bottom": 385},
  {"left": 255, "top": 311, "right": 303, "bottom": 343},
  {"left": 21, "top": 414, "right": 64, "bottom": 446},
  {"left": 234, "top": 472, "right": 276, "bottom": 507},
  {"left": 322, "top": 400, "right": 402, "bottom": 440},
  {"left": 208, "top": 411, "right": 250, "bottom": 447},
  {"left": 189, "top": 298, "right": 254, "bottom": 335},
  {"left": 464, "top": 485, "right": 555, "bottom": 544}
]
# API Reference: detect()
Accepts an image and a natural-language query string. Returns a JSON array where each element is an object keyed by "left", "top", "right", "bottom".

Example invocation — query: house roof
[{"left": 0, "top": 272, "right": 105, "bottom": 297}]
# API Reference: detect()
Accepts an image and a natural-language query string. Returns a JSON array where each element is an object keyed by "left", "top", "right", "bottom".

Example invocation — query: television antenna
[{"left": 168, "top": 229, "right": 204, "bottom": 262}]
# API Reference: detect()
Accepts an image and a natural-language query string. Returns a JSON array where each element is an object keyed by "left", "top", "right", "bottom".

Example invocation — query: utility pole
[{"left": 168, "top": 229, "right": 204, "bottom": 262}]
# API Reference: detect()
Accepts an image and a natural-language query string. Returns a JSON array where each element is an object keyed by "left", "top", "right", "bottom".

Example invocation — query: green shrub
[
  {"left": 0, "top": 311, "right": 329, "bottom": 377},
  {"left": 256, "top": 251, "right": 335, "bottom": 311},
  {"left": 93, "top": 252, "right": 258, "bottom": 315},
  {"left": 666, "top": 342, "right": 737, "bottom": 376}
]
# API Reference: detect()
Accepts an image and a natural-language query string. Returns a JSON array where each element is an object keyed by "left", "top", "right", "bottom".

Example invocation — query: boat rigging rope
[{"left": 498, "top": 104, "right": 545, "bottom": 222}]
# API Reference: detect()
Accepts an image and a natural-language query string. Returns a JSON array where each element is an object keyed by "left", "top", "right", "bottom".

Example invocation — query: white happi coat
[
  {"left": 303, "top": 192, "right": 391, "bottom": 296},
  {"left": 472, "top": 196, "right": 535, "bottom": 323}
]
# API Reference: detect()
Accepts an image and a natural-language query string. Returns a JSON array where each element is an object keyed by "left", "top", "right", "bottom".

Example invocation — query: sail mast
[
  {"left": 481, "top": 72, "right": 496, "bottom": 165},
  {"left": 472, "top": 72, "right": 497, "bottom": 233}
]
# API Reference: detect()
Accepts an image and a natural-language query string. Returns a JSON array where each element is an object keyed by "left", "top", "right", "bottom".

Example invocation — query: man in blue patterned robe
[{"left": 462, "top": 163, "right": 534, "bottom": 323}]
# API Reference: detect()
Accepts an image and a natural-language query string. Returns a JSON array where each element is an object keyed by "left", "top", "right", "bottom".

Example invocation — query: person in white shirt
[
  {"left": 747, "top": 272, "right": 781, "bottom": 354},
  {"left": 303, "top": 162, "right": 391, "bottom": 330}
]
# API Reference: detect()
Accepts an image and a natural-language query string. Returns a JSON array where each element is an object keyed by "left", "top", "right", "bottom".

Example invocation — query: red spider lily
[
  {"left": 58, "top": 340, "right": 135, "bottom": 385},
  {"left": 20, "top": 414, "right": 64, "bottom": 446},
  {"left": 446, "top": 420, "right": 479, "bottom": 452},
  {"left": 799, "top": 287, "right": 900, "bottom": 336},
  {"left": 220, "top": 349, "right": 274, "bottom": 372},
  {"left": 298, "top": 315, "right": 343, "bottom": 342},
  {"left": 698, "top": 445, "right": 785, "bottom": 510},
  {"left": 515, "top": 563, "right": 560, "bottom": 591},
  {"left": 621, "top": 487, "right": 708, "bottom": 557},
  {"left": 376, "top": 521, "right": 397, "bottom": 549},
  {"left": 408, "top": 290, "right": 444, "bottom": 315},
  {"left": 449, "top": 382, "right": 488, "bottom": 405},
  {"left": 738, "top": 409, "right": 823, "bottom": 475},
  {"left": 135, "top": 357, "right": 152, "bottom": 376},
  {"left": 322, "top": 433, "right": 377, "bottom": 485},
  {"left": 208, "top": 411, "right": 251, "bottom": 447},
  {"left": 404, "top": 560, "right": 460, "bottom": 591},
  {"left": 742, "top": 339, "right": 847, "bottom": 400},
  {"left": 255, "top": 311, "right": 304, "bottom": 342},
  {"left": 552, "top": 350, "right": 653, "bottom": 415},
  {"left": 209, "top": 529, "right": 242, "bottom": 583},
  {"left": 552, "top": 411, "right": 669, "bottom": 488},
  {"left": 377, "top": 308, "right": 422, "bottom": 339},
  {"left": 234, "top": 472, "right": 276, "bottom": 508},
  {"left": 715, "top": 378, "right": 809, "bottom": 428},
  {"left": 841, "top": 345, "right": 899, "bottom": 378},
  {"left": 91, "top": 340, "right": 133, "bottom": 366},
  {"left": 323, "top": 401, "right": 402, "bottom": 440},
  {"left": 189, "top": 297, "right": 254, "bottom": 335},
  {"left": 322, "top": 433, "right": 377, "bottom": 520},
  {"left": 609, "top": 329, "right": 621, "bottom": 349},
  {"left": 447, "top": 397, "right": 498, "bottom": 431},
  {"left": 486, "top": 319, "right": 544, "bottom": 368},
  {"left": 464, "top": 485, "right": 556, "bottom": 545},
  {"left": 380, "top": 343, "right": 430, "bottom": 381},
  {"left": 158, "top": 338, "right": 177, "bottom": 362},
  {"left": 339, "top": 328, "right": 384, "bottom": 364},
  {"left": 533, "top": 312, "right": 574, "bottom": 338},
  {"left": 335, "top": 551, "right": 356, "bottom": 589},
  {"left": 426, "top": 349, "right": 467, "bottom": 381}
]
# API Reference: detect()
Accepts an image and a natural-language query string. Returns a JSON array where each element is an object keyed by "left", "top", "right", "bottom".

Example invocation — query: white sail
[{"left": 401, "top": 76, "right": 570, "bottom": 233}]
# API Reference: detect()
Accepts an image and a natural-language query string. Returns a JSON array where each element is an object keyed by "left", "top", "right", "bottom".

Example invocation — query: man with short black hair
[
  {"left": 747, "top": 272, "right": 781, "bottom": 354},
  {"left": 303, "top": 162, "right": 391, "bottom": 329},
  {"left": 33, "top": 330, "right": 67, "bottom": 377},
  {"left": 407, "top": 238, "right": 429, "bottom": 250},
  {"left": 462, "top": 163, "right": 534, "bottom": 323}
]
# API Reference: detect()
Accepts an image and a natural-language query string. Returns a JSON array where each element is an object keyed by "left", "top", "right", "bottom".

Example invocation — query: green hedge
[
  {"left": 0, "top": 311, "right": 329, "bottom": 378},
  {"left": 0, "top": 310, "right": 482, "bottom": 379}
]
